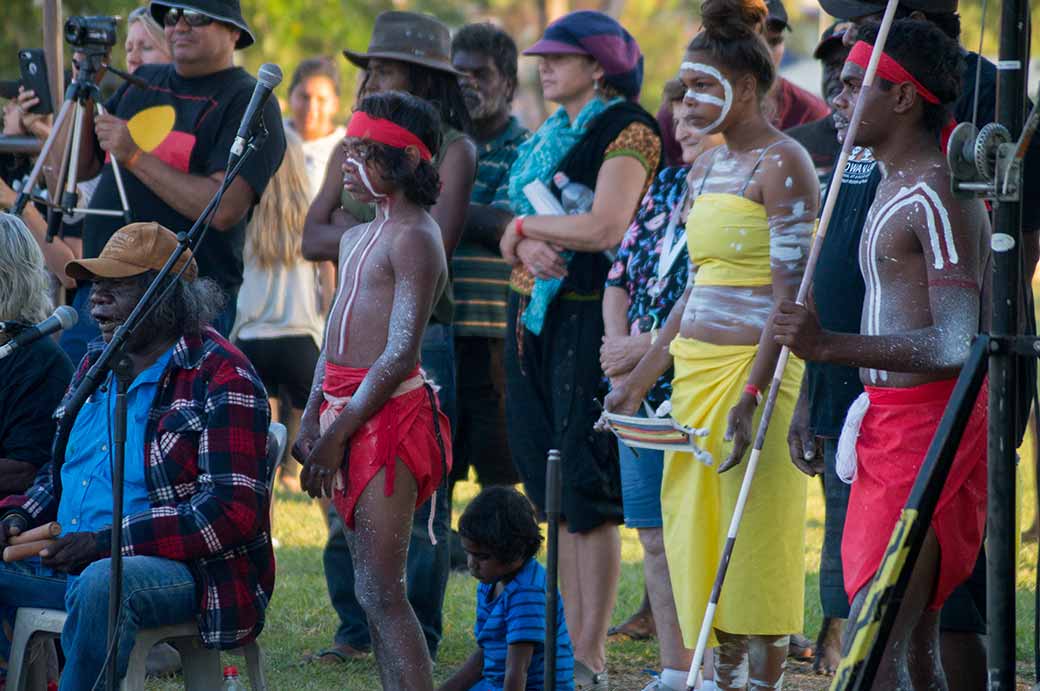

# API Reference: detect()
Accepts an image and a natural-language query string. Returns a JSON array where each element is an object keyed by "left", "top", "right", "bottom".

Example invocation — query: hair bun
[{"left": 699, "top": 0, "right": 768, "bottom": 41}]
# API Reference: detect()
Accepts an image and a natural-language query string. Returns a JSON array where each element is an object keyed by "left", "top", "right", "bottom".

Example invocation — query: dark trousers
[
  {"left": 450, "top": 335, "right": 517, "bottom": 487},
  {"left": 503, "top": 293, "right": 622, "bottom": 533},
  {"left": 322, "top": 323, "right": 455, "bottom": 657},
  {"left": 821, "top": 437, "right": 852, "bottom": 619}
]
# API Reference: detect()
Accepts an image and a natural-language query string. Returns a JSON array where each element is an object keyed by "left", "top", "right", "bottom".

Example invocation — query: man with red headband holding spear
[
  {"left": 774, "top": 18, "right": 990, "bottom": 688},
  {"left": 292, "top": 90, "right": 453, "bottom": 691}
]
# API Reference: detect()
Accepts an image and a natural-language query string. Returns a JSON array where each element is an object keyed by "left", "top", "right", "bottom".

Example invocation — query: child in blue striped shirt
[{"left": 438, "top": 487, "right": 574, "bottom": 691}]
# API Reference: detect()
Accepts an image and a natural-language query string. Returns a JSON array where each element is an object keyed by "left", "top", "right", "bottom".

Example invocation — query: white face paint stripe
[
  {"left": 679, "top": 61, "right": 732, "bottom": 134},
  {"left": 346, "top": 156, "right": 386, "bottom": 199},
  {"left": 684, "top": 89, "right": 726, "bottom": 107}
]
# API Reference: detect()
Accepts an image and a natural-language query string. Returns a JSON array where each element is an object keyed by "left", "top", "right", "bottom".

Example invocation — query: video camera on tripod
[{"left": 63, "top": 15, "right": 118, "bottom": 52}]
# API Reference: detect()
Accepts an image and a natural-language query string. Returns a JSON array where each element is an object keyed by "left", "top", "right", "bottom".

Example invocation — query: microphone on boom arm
[
  {"left": 227, "top": 63, "right": 282, "bottom": 170},
  {"left": 0, "top": 305, "right": 78, "bottom": 360}
]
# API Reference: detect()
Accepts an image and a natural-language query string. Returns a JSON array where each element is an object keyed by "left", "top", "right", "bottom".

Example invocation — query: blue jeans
[
  {"left": 616, "top": 410, "right": 665, "bottom": 529},
  {"left": 323, "top": 323, "right": 455, "bottom": 657},
  {"left": 0, "top": 556, "right": 196, "bottom": 690}
]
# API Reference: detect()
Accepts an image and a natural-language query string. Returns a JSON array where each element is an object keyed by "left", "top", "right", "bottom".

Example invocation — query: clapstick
[{"left": 8, "top": 521, "right": 61, "bottom": 545}]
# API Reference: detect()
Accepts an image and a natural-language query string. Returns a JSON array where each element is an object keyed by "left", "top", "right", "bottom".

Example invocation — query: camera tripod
[{"left": 9, "top": 48, "right": 132, "bottom": 238}]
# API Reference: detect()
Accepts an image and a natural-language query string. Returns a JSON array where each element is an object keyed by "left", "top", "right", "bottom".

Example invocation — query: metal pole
[
  {"left": 987, "top": 0, "right": 1028, "bottom": 684},
  {"left": 106, "top": 354, "right": 134, "bottom": 691},
  {"left": 545, "top": 449, "right": 562, "bottom": 690}
]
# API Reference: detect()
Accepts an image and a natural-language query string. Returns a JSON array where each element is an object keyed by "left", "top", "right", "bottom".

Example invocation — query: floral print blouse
[{"left": 605, "top": 165, "right": 691, "bottom": 408}]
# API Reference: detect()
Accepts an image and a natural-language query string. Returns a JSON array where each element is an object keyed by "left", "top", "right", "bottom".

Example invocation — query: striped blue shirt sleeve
[{"left": 505, "top": 585, "right": 547, "bottom": 645}]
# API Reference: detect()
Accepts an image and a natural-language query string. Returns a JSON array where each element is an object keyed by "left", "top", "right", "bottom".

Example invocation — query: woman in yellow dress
[{"left": 605, "top": 0, "right": 819, "bottom": 687}]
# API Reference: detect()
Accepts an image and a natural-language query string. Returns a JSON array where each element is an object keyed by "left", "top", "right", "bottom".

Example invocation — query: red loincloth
[
  {"left": 319, "top": 362, "right": 452, "bottom": 531},
  {"left": 842, "top": 378, "right": 987, "bottom": 609}
]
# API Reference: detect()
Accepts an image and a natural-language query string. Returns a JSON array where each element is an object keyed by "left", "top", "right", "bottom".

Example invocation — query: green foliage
[{"left": 2, "top": 0, "right": 1035, "bottom": 126}]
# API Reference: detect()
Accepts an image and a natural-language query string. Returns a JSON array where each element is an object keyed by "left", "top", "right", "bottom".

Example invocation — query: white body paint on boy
[
  {"left": 330, "top": 157, "right": 392, "bottom": 355},
  {"left": 861, "top": 181, "right": 957, "bottom": 383}
]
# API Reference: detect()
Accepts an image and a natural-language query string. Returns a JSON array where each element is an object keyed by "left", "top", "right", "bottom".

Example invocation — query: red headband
[
  {"left": 346, "top": 111, "right": 433, "bottom": 161},
  {"left": 847, "top": 40, "right": 940, "bottom": 105}
]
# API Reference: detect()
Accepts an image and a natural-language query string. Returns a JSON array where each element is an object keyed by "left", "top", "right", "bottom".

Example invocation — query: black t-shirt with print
[
  {"left": 85, "top": 63, "right": 286, "bottom": 297},
  {"left": 806, "top": 150, "right": 880, "bottom": 438}
]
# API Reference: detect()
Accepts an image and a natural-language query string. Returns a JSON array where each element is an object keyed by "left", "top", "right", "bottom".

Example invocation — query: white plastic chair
[{"left": 6, "top": 422, "right": 285, "bottom": 691}]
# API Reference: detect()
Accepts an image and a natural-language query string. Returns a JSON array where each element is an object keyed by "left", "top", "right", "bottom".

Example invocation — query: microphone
[
  {"left": 0, "top": 306, "right": 78, "bottom": 360},
  {"left": 228, "top": 63, "right": 282, "bottom": 168}
]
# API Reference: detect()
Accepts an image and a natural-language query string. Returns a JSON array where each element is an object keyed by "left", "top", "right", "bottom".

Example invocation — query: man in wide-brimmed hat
[
  {"left": 63, "top": 0, "right": 286, "bottom": 364},
  {"left": 0, "top": 222, "right": 274, "bottom": 689}
]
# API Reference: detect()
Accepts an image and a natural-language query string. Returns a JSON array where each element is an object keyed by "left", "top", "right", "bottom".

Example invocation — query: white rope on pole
[{"left": 684, "top": 0, "right": 903, "bottom": 687}]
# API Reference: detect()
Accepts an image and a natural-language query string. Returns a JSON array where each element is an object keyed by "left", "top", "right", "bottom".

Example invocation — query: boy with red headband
[
  {"left": 295, "top": 91, "right": 452, "bottom": 691},
  {"left": 773, "top": 19, "right": 990, "bottom": 687}
]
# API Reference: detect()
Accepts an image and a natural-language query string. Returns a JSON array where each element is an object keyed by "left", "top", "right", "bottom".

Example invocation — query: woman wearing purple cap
[{"left": 497, "top": 10, "right": 662, "bottom": 689}]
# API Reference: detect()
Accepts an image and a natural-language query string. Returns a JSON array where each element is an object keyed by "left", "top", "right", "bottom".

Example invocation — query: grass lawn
[{"left": 148, "top": 467, "right": 1039, "bottom": 690}]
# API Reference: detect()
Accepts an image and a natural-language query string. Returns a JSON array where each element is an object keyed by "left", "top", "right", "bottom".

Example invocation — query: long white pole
[{"left": 684, "top": 1, "right": 902, "bottom": 687}]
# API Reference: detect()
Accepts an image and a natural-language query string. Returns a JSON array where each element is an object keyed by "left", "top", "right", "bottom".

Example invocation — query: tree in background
[{"left": 1, "top": 0, "right": 1036, "bottom": 133}]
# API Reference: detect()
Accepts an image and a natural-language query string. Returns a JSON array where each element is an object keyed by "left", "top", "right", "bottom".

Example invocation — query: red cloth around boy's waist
[
  {"left": 322, "top": 361, "right": 421, "bottom": 397},
  {"left": 862, "top": 376, "right": 960, "bottom": 407}
]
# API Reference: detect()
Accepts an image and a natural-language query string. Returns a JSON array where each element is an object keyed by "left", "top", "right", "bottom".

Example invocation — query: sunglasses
[{"left": 162, "top": 8, "right": 215, "bottom": 28}]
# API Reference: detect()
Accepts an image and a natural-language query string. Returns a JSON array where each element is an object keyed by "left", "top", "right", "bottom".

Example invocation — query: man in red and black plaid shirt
[{"left": 0, "top": 222, "right": 273, "bottom": 690}]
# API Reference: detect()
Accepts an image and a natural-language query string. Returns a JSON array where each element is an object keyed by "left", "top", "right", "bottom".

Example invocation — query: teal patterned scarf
[{"left": 507, "top": 97, "right": 621, "bottom": 334}]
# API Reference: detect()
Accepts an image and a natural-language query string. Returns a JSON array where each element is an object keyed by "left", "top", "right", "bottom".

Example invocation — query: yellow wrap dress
[{"left": 663, "top": 192, "right": 808, "bottom": 647}]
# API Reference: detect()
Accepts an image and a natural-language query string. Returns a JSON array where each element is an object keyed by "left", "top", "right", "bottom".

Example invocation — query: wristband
[
  {"left": 743, "top": 384, "right": 763, "bottom": 405},
  {"left": 124, "top": 147, "right": 142, "bottom": 169},
  {"left": 515, "top": 215, "right": 527, "bottom": 239}
]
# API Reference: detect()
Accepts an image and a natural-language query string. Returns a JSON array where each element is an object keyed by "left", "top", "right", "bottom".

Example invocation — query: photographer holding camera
[{"left": 70, "top": 0, "right": 285, "bottom": 341}]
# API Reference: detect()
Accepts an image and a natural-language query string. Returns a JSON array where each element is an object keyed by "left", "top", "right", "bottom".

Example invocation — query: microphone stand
[{"left": 53, "top": 125, "right": 267, "bottom": 691}]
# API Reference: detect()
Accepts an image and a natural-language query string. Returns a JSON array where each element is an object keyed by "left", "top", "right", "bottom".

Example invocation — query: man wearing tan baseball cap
[
  {"left": 0, "top": 221, "right": 274, "bottom": 690},
  {"left": 65, "top": 221, "right": 198, "bottom": 283}
]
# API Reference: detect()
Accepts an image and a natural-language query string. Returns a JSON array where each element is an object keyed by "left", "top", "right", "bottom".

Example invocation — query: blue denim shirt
[{"left": 57, "top": 347, "right": 174, "bottom": 534}]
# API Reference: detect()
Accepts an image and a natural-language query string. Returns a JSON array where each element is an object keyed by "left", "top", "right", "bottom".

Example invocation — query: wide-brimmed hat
[
  {"left": 66, "top": 222, "right": 198, "bottom": 282},
  {"left": 523, "top": 10, "right": 644, "bottom": 101},
  {"left": 343, "top": 11, "right": 461, "bottom": 76},
  {"left": 149, "top": 0, "right": 255, "bottom": 49},
  {"left": 819, "top": 0, "right": 957, "bottom": 21}
]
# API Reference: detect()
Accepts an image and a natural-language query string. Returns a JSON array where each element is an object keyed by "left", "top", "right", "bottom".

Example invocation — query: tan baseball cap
[{"left": 65, "top": 222, "right": 198, "bottom": 282}]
